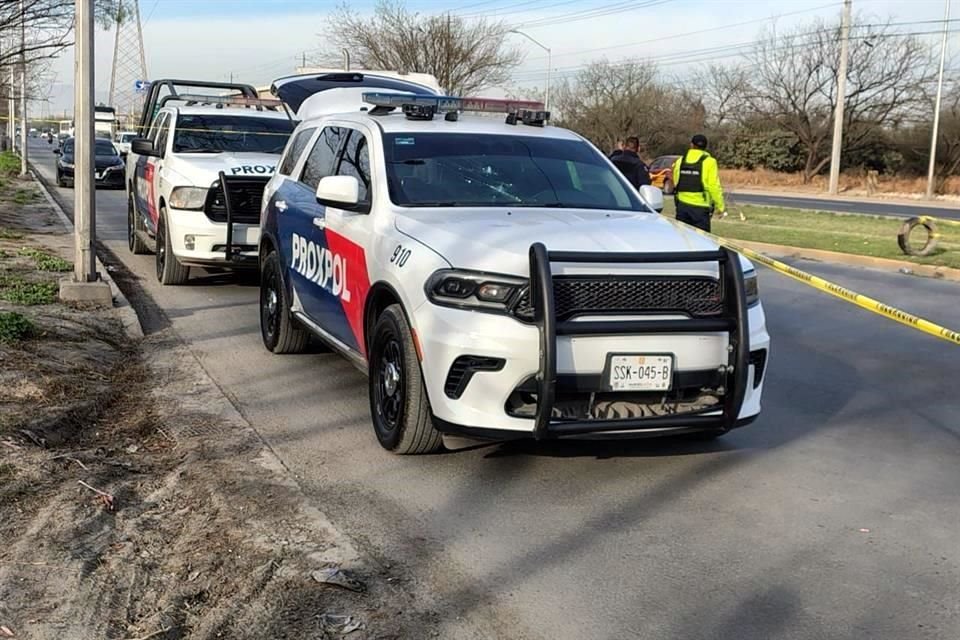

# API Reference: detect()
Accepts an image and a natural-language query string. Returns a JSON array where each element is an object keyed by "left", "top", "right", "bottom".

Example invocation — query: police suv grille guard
[
  {"left": 528, "top": 243, "right": 749, "bottom": 439},
  {"left": 218, "top": 171, "right": 269, "bottom": 264}
]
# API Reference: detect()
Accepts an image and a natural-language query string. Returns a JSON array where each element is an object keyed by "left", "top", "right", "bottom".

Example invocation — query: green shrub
[
  {"left": 0, "top": 279, "right": 57, "bottom": 305},
  {"left": 0, "top": 311, "right": 33, "bottom": 342},
  {"left": 0, "top": 151, "right": 21, "bottom": 177},
  {"left": 19, "top": 247, "right": 72, "bottom": 272}
]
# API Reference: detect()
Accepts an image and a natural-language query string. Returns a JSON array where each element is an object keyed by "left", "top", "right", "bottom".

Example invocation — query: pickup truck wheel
[
  {"left": 369, "top": 305, "right": 442, "bottom": 455},
  {"left": 259, "top": 251, "right": 308, "bottom": 354},
  {"left": 663, "top": 179, "right": 674, "bottom": 195},
  {"left": 127, "top": 192, "right": 151, "bottom": 255},
  {"left": 155, "top": 207, "right": 190, "bottom": 285}
]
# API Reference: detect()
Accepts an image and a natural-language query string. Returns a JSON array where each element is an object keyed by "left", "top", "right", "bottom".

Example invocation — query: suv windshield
[
  {"left": 384, "top": 133, "right": 643, "bottom": 210},
  {"left": 173, "top": 114, "right": 294, "bottom": 154}
]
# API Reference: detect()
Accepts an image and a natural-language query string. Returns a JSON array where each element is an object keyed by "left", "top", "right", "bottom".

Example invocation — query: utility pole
[
  {"left": 926, "top": 0, "right": 951, "bottom": 200},
  {"left": 828, "top": 0, "right": 852, "bottom": 195},
  {"left": 7, "top": 62, "right": 14, "bottom": 147},
  {"left": 74, "top": 0, "right": 97, "bottom": 284},
  {"left": 18, "top": 0, "right": 27, "bottom": 176}
]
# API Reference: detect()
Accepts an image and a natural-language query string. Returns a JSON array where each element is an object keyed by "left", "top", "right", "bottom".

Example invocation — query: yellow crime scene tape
[{"left": 665, "top": 215, "right": 960, "bottom": 346}]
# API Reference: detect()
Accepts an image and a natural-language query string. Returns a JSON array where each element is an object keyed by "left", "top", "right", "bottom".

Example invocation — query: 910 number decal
[{"left": 390, "top": 245, "right": 411, "bottom": 268}]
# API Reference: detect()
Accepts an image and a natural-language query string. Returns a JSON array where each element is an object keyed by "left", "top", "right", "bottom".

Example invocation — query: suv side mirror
[
  {"left": 639, "top": 184, "right": 664, "bottom": 213},
  {"left": 316, "top": 175, "right": 367, "bottom": 212},
  {"left": 131, "top": 137, "right": 158, "bottom": 157},
  {"left": 53, "top": 148, "right": 61, "bottom": 155}
]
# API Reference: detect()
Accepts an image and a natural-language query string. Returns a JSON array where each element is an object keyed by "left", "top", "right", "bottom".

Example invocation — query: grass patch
[
  {"left": 12, "top": 188, "right": 38, "bottom": 205},
  {"left": 0, "top": 227, "right": 23, "bottom": 240},
  {"left": 0, "top": 310, "right": 34, "bottom": 342},
  {"left": 0, "top": 151, "right": 20, "bottom": 177},
  {"left": 0, "top": 278, "right": 58, "bottom": 305},
  {"left": 19, "top": 247, "right": 72, "bottom": 272},
  {"left": 661, "top": 200, "right": 960, "bottom": 269}
]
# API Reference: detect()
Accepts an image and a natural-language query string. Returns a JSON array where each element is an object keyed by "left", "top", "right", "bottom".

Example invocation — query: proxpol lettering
[{"left": 290, "top": 232, "right": 352, "bottom": 302}]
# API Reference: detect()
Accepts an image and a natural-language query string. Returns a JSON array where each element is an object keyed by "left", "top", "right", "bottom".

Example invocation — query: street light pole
[
  {"left": 926, "top": 0, "right": 951, "bottom": 200},
  {"left": 828, "top": 0, "right": 852, "bottom": 195},
  {"left": 509, "top": 30, "right": 551, "bottom": 110}
]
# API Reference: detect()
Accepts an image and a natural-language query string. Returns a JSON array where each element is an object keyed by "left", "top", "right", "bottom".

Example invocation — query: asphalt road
[
  {"left": 729, "top": 191, "right": 960, "bottom": 221},
  {"left": 30, "top": 138, "right": 960, "bottom": 639}
]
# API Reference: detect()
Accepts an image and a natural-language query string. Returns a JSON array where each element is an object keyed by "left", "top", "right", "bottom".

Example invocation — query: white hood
[
  {"left": 167, "top": 151, "right": 280, "bottom": 186},
  {"left": 395, "top": 208, "right": 751, "bottom": 277}
]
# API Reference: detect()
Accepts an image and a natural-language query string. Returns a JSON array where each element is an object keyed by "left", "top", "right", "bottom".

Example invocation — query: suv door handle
[
  {"left": 275, "top": 200, "right": 288, "bottom": 212},
  {"left": 312, "top": 217, "right": 326, "bottom": 229}
]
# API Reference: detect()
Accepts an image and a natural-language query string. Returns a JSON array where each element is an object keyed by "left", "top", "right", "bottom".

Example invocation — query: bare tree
[
  {"left": 743, "top": 17, "right": 932, "bottom": 182},
  {"left": 692, "top": 63, "right": 749, "bottom": 127},
  {"left": 553, "top": 59, "right": 704, "bottom": 157},
  {"left": 322, "top": 0, "right": 522, "bottom": 95},
  {"left": 0, "top": 0, "right": 119, "bottom": 68}
]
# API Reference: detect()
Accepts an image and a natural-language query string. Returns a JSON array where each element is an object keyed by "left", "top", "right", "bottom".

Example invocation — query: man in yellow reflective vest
[{"left": 671, "top": 134, "right": 725, "bottom": 232}]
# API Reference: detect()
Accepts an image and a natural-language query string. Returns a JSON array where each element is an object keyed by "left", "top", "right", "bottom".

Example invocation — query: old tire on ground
[
  {"left": 259, "top": 251, "right": 309, "bottom": 354},
  {"left": 369, "top": 304, "right": 442, "bottom": 455},
  {"left": 155, "top": 207, "right": 190, "bottom": 285},
  {"left": 897, "top": 217, "right": 938, "bottom": 256},
  {"left": 127, "top": 191, "right": 151, "bottom": 255}
]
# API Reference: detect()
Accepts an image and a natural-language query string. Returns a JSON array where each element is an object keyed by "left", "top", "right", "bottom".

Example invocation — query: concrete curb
[
  {"left": 729, "top": 188, "right": 960, "bottom": 210},
  {"left": 734, "top": 239, "right": 960, "bottom": 283},
  {"left": 29, "top": 167, "right": 145, "bottom": 340}
]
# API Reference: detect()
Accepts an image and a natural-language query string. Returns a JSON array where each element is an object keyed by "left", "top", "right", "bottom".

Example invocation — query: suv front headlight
[
  {"left": 744, "top": 270, "right": 760, "bottom": 307},
  {"left": 169, "top": 186, "right": 208, "bottom": 211},
  {"left": 426, "top": 269, "right": 526, "bottom": 314}
]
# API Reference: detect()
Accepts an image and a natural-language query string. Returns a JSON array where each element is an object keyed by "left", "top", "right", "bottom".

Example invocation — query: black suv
[{"left": 54, "top": 137, "right": 125, "bottom": 189}]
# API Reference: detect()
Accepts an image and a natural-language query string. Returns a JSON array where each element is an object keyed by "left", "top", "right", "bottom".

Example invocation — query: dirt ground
[{"left": 0, "top": 178, "right": 451, "bottom": 639}]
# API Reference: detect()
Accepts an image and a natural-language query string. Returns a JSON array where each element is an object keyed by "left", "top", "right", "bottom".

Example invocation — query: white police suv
[
  {"left": 125, "top": 92, "right": 295, "bottom": 284},
  {"left": 256, "top": 93, "right": 770, "bottom": 454}
]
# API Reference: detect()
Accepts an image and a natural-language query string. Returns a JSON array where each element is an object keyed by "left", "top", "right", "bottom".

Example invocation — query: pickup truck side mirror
[
  {"left": 639, "top": 184, "right": 664, "bottom": 213},
  {"left": 131, "top": 137, "right": 158, "bottom": 157},
  {"left": 316, "top": 175, "right": 369, "bottom": 213}
]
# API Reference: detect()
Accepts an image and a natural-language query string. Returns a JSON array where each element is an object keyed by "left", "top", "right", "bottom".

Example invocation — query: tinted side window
[
  {"left": 337, "top": 130, "right": 371, "bottom": 204},
  {"left": 278, "top": 127, "right": 316, "bottom": 176},
  {"left": 301, "top": 127, "right": 342, "bottom": 191}
]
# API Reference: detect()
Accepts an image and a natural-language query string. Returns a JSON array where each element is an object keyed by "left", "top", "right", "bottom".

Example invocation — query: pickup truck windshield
[
  {"left": 173, "top": 115, "right": 294, "bottom": 154},
  {"left": 384, "top": 133, "right": 643, "bottom": 211}
]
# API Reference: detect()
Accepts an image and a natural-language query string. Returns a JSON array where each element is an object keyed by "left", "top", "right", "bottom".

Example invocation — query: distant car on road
[
  {"left": 54, "top": 137, "right": 125, "bottom": 189},
  {"left": 115, "top": 131, "right": 137, "bottom": 155},
  {"left": 649, "top": 154, "right": 680, "bottom": 194}
]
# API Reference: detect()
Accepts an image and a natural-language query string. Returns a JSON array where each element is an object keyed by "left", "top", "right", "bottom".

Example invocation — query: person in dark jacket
[{"left": 611, "top": 136, "right": 651, "bottom": 189}]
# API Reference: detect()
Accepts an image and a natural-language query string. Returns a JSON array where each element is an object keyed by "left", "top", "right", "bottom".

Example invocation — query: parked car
[
  {"left": 649, "top": 155, "right": 681, "bottom": 194},
  {"left": 54, "top": 137, "right": 125, "bottom": 189},
  {"left": 253, "top": 93, "right": 769, "bottom": 454}
]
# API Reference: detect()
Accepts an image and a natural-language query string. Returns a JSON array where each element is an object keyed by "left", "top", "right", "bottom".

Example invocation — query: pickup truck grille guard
[
  {"left": 218, "top": 171, "right": 270, "bottom": 264},
  {"left": 527, "top": 243, "right": 749, "bottom": 439}
]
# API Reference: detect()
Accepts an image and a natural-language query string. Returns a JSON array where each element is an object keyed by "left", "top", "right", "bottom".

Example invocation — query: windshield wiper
[
  {"left": 177, "top": 149, "right": 223, "bottom": 154},
  {"left": 409, "top": 201, "right": 459, "bottom": 207}
]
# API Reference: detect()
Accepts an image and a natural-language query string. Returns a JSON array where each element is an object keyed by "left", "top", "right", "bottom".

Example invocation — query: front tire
[
  {"left": 663, "top": 179, "right": 674, "bottom": 195},
  {"left": 259, "top": 251, "right": 309, "bottom": 354},
  {"left": 155, "top": 207, "right": 190, "bottom": 285},
  {"left": 127, "top": 191, "right": 150, "bottom": 255},
  {"left": 369, "top": 305, "right": 442, "bottom": 455}
]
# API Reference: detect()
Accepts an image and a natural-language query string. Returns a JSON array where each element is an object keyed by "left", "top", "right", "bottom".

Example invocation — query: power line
[
  {"left": 512, "top": 0, "right": 675, "bottom": 30},
  {"left": 511, "top": 22, "right": 960, "bottom": 81},
  {"left": 521, "top": 1, "right": 841, "bottom": 63}
]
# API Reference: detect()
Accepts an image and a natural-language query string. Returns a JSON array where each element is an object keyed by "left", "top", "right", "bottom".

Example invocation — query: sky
[{"left": 35, "top": 0, "right": 952, "bottom": 117}]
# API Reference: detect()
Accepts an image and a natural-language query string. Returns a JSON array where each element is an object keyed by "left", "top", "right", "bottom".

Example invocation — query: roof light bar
[
  {"left": 362, "top": 93, "right": 549, "bottom": 123},
  {"left": 176, "top": 93, "right": 285, "bottom": 109}
]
